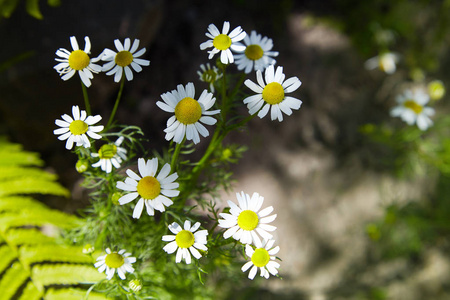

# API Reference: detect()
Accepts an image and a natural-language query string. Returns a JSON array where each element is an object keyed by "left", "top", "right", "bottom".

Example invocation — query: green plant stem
[
  {"left": 106, "top": 76, "right": 126, "bottom": 129},
  {"left": 170, "top": 140, "right": 183, "bottom": 172},
  {"left": 81, "top": 81, "right": 91, "bottom": 115}
]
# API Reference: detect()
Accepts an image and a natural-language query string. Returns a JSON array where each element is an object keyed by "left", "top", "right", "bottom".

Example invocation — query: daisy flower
[
  {"left": 234, "top": 30, "right": 279, "bottom": 74},
  {"left": 94, "top": 248, "right": 136, "bottom": 280},
  {"left": 364, "top": 52, "right": 399, "bottom": 75},
  {"left": 162, "top": 220, "right": 208, "bottom": 264},
  {"left": 116, "top": 158, "right": 179, "bottom": 218},
  {"left": 53, "top": 105, "right": 104, "bottom": 150},
  {"left": 241, "top": 239, "right": 280, "bottom": 280},
  {"left": 390, "top": 88, "right": 435, "bottom": 130},
  {"left": 101, "top": 38, "right": 150, "bottom": 82},
  {"left": 92, "top": 137, "right": 127, "bottom": 173},
  {"left": 218, "top": 191, "right": 277, "bottom": 246},
  {"left": 200, "top": 21, "right": 246, "bottom": 64},
  {"left": 156, "top": 82, "right": 220, "bottom": 144},
  {"left": 243, "top": 65, "right": 302, "bottom": 122},
  {"left": 54, "top": 36, "right": 102, "bottom": 87},
  {"left": 197, "top": 63, "right": 222, "bottom": 93}
]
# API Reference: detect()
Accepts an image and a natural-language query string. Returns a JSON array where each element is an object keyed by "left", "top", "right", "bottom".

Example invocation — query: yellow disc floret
[
  {"left": 175, "top": 97, "right": 202, "bottom": 124},
  {"left": 175, "top": 230, "right": 195, "bottom": 248},
  {"left": 137, "top": 176, "right": 161, "bottom": 200},
  {"left": 105, "top": 252, "right": 124, "bottom": 268},
  {"left": 237, "top": 210, "right": 259, "bottom": 231},
  {"left": 115, "top": 51, "right": 134, "bottom": 67},
  {"left": 69, "top": 120, "right": 88, "bottom": 135},
  {"left": 251, "top": 248, "right": 270, "bottom": 267},
  {"left": 262, "top": 82, "right": 285, "bottom": 105},
  {"left": 213, "top": 34, "right": 232, "bottom": 50},
  {"left": 403, "top": 100, "right": 423, "bottom": 114},
  {"left": 98, "top": 144, "right": 118, "bottom": 160},
  {"left": 245, "top": 44, "right": 264, "bottom": 61},
  {"left": 68, "top": 50, "right": 90, "bottom": 71}
]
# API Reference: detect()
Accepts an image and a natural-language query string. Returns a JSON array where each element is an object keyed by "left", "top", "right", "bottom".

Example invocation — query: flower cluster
[
  {"left": 218, "top": 191, "right": 280, "bottom": 279},
  {"left": 52, "top": 20, "right": 300, "bottom": 293},
  {"left": 54, "top": 36, "right": 150, "bottom": 87}
]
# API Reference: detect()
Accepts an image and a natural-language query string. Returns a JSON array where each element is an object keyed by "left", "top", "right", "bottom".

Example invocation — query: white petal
[{"left": 132, "top": 199, "right": 145, "bottom": 219}]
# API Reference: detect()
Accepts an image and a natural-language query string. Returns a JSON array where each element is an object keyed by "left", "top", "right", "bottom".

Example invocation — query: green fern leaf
[
  {"left": 0, "top": 262, "right": 30, "bottom": 299},
  {"left": 0, "top": 207, "right": 80, "bottom": 232},
  {"left": 5, "top": 228, "right": 55, "bottom": 247},
  {"left": 0, "top": 196, "right": 48, "bottom": 213},
  {"left": 18, "top": 281, "right": 43, "bottom": 300},
  {"left": 0, "top": 138, "right": 104, "bottom": 299},
  {"left": 31, "top": 264, "right": 106, "bottom": 290},
  {"left": 45, "top": 288, "right": 110, "bottom": 300},
  {"left": 20, "top": 244, "right": 92, "bottom": 270},
  {"left": 0, "top": 177, "right": 69, "bottom": 197},
  {"left": 0, "top": 166, "right": 57, "bottom": 181},
  {"left": 0, "top": 143, "right": 43, "bottom": 167},
  {"left": 0, "top": 244, "right": 17, "bottom": 275}
]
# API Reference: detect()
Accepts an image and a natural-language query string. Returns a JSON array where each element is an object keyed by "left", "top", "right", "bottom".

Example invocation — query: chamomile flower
[
  {"left": 162, "top": 220, "right": 208, "bottom": 264},
  {"left": 92, "top": 137, "right": 127, "bottom": 173},
  {"left": 241, "top": 239, "right": 280, "bottom": 280},
  {"left": 94, "top": 248, "right": 136, "bottom": 280},
  {"left": 53, "top": 105, "right": 104, "bottom": 150},
  {"left": 197, "top": 63, "right": 222, "bottom": 93},
  {"left": 218, "top": 191, "right": 277, "bottom": 246},
  {"left": 364, "top": 52, "right": 399, "bottom": 75},
  {"left": 243, "top": 65, "right": 302, "bottom": 122},
  {"left": 234, "top": 30, "right": 279, "bottom": 74},
  {"left": 54, "top": 36, "right": 102, "bottom": 87},
  {"left": 200, "top": 21, "right": 246, "bottom": 64},
  {"left": 156, "top": 82, "right": 220, "bottom": 144},
  {"left": 116, "top": 158, "right": 179, "bottom": 219},
  {"left": 101, "top": 38, "right": 150, "bottom": 82},
  {"left": 390, "top": 88, "right": 435, "bottom": 130}
]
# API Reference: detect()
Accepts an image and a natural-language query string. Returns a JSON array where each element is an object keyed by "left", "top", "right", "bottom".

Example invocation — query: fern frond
[
  {"left": 6, "top": 228, "right": 55, "bottom": 247},
  {"left": 0, "top": 166, "right": 58, "bottom": 181},
  {"left": 0, "top": 262, "right": 31, "bottom": 299},
  {"left": 0, "top": 196, "right": 47, "bottom": 213},
  {"left": 0, "top": 144, "right": 43, "bottom": 167},
  {"left": 20, "top": 245, "right": 92, "bottom": 270},
  {"left": 0, "top": 177, "right": 70, "bottom": 198},
  {"left": 18, "top": 281, "right": 43, "bottom": 300},
  {"left": 0, "top": 207, "right": 80, "bottom": 232},
  {"left": 45, "top": 288, "right": 110, "bottom": 300},
  {"left": 0, "top": 244, "right": 17, "bottom": 275},
  {"left": 31, "top": 264, "right": 105, "bottom": 290}
]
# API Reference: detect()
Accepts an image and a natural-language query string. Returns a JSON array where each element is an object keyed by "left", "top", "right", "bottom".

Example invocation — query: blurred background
[{"left": 1, "top": 0, "right": 450, "bottom": 299}]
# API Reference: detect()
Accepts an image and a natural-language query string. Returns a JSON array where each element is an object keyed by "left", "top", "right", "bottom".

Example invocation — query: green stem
[
  {"left": 81, "top": 81, "right": 91, "bottom": 115},
  {"left": 106, "top": 76, "right": 126, "bottom": 129},
  {"left": 220, "top": 67, "right": 227, "bottom": 122},
  {"left": 170, "top": 140, "right": 183, "bottom": 172}
]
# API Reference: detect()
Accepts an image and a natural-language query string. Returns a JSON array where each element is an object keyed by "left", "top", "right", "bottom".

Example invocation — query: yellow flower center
[
  {"left": 98, "top": 144, "right": 117, "bottom": 160},
  {"left": 262, "top": 82, "right": 285, "bottom": 105},
  {"left": 175, "top": 97, "right": 202, "bottom": 124},
  {"left": 68, "top": 50, "right": 90, "bottom": 71},
  {"left": 175, "top": 230, "right": 195, "bottom": 248},
  {"left": 105, "top": 252, "right": 124, "bottom": 268},
  {"left": 245, "top": 44, "right": 264, "bottom": 61},
  {"left": 251, "top": 248, "right": 270, "bottom": 267},
  {"left": 213, "top": 34, "right": 232, "bottom": 50},
  {"left": 69, "top": 120, "right": 88, "bottom": 135},
  {"left": 115, "top": 50, "right": 134, "bottom": 67},
  {"left": 403, "top": 100, "right": 423, "bottom": 114},
  {"left": 136, "top": 176, "right": 161, "bottom": 200},
  {"left": 237, "top": 210, "right": 259, "bottom": 231}
]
